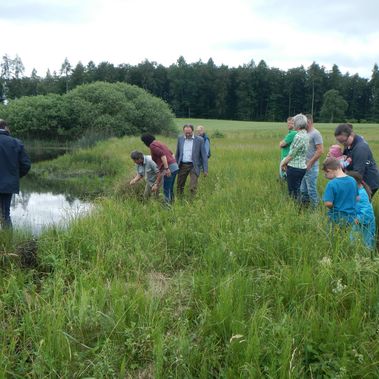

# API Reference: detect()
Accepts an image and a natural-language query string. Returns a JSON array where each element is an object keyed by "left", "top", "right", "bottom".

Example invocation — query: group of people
[
  {"left": 280, "top": 115, "right": 379, "bottom": 249},
  {"left": 1, "top": 112, "right": 377, "bottom": 251},
  {"left": 130, "top": 124, "right": 210, "bottom": 204}
]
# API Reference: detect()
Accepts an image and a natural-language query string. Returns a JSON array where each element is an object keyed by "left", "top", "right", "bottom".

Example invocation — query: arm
[
  {"left": 175, "top": 138, "right": 180, "bottom": 163},
  {"left": 322, "top": 182, "right": 334, "bottom": 209},
  {"left": 351, "top": 144, "right": 369, "bottom": 176},
  {"left": 130, "top": 174, "right": 143, "bottom": 185},
  {"left": 19, "top": 145, "right": 31, "bottom": 178},
  {"left": 281, "top": 135, "right": 300, "bottom": 168},
  {"left": 152, "top": 171, "right": 163, "bottom": 192},
  {"left": 200, "top": 139, "right": 208, "bottom": 175},
  {"left": 307, "top": 143, "right": 324, "bottom": 170},
  {"left": 204, "top": 138, "right": 210, "bottom": 158},
  {"left": 161, "top": 155, "right": 171, "bottom": 177}
]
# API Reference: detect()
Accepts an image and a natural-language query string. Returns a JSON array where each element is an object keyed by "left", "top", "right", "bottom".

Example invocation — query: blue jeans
[
  {"left": 163, "top": 170, "right": 178, "bottom": 204},
  {"left": 0, "top": 193, "right": 13, "bottom": 228},
  {"left": 300, "top": 163, "right": 319, "bottom": 207},
  {"left": 286, "top": 166, "right": 306, "bottom": 200}
]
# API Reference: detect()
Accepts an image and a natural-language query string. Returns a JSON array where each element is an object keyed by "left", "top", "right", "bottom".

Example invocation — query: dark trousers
[
  {"left": 286, "top": 166, "right": 306, "bottom": 201},
  {"left": 0, "top": 193, "right": 13, "bottom": 228},
  {"left": 177, "top": 163, "right": 199, "bottom": 196}
]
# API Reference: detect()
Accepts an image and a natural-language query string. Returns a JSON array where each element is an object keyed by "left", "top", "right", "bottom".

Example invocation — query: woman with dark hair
[
  {"left": 334, "top": 123, "right": 379, "bottom": 198},
  {"left": 140, "top": 134, "right": 179, "bottom": 204}
]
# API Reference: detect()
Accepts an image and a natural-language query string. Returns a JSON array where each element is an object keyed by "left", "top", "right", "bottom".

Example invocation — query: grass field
[{"left": 1, "top": 119, "right": 379, "bottom": 378}]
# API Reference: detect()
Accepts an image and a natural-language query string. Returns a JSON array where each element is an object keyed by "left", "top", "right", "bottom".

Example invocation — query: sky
[{"left": 1, "top": 0, "right": 379, "bottom": 79}]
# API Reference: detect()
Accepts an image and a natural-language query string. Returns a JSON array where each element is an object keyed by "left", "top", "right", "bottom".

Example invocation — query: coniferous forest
[{"left": 1, "top": 54, "right": 379, "bottom": 123}]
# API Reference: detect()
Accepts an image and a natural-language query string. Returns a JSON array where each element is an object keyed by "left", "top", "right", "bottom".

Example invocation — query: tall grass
[{"left": 1, "top": 120, "right": 379, "bottom": 377}]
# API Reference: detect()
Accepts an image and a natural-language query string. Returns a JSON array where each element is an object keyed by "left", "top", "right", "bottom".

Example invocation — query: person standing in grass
[
  {"left": 280, "top": 114, "right": 309, "bottom": 200},
  {"left": 334, "top": 123, "right": 379, "bottom": 198},
  {"left": 347, "top": 171, "right": 376, "bottom": 249},
  {"left": 0, "top": 119, "right": 31, "bottom": 228},
  {"left": 300, "top": 114, "right": 324, "bottom": 207},
  {"left": 322, "top": 157, "right": 358, "bottom": 226},
  {"left": 175, "top": 124, "right": 208, "bottom": 198},
  {"left": 196, "top": 125, "right": 211, "bottom": 159},
  {"left": 140, "top": 134, "right": 179, "bottom": 204},
  {"left": 129, "top": 151, "right": 160, "bottom": 200},
  {"left": 279, "top": 117, "right": 297, "bottom": 180}
]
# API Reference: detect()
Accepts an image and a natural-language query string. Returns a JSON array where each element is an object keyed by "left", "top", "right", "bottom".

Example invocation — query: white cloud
[{"left": 1, "top": 0, "right": 378, "bottom": 78}]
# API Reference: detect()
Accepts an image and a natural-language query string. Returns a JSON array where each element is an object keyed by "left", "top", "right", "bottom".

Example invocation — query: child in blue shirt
[
  {"left": 347, "top": 171, "right": 376, "bottom": 249},
  {"left": 322, "top": 157, "right": 358, "bottom": 225}
]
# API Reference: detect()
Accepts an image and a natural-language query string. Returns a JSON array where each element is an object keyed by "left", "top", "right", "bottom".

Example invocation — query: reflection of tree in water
[
  {"left": 65, "top": 194, "right": 76, "bottom": 206},
  {"left": 13, "top": 191, "right": 32, "bottom": 211}
]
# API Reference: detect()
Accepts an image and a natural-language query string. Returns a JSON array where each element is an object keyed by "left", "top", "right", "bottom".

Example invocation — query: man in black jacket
[
  {"left": 335, "top": 123, "right": 379, "bottom": 198},
  {"left": 0, "top": 119, "right": 31, "bottom": 228}
]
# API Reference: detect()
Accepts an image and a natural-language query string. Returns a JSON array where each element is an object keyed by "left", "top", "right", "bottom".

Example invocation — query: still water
[{"left": 11, "top": 190, "right": 92, "bottom": 235}]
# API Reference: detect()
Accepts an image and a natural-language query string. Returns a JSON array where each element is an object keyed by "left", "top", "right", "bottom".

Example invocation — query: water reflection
[{"left": 11, "top": 190, "right": 92, "bottom": 235}]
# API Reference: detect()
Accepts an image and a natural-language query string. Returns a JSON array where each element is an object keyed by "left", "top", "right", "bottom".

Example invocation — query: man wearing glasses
[{"left": 334, "top": 123, "right": 379, "bottom": 198}]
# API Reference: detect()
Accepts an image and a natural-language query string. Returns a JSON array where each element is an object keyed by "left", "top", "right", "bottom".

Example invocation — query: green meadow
[{"left": 1, "top": 119, "right": 379, "bottom": 378}]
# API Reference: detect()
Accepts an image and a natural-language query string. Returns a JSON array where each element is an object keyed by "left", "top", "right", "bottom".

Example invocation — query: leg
[
  {"left": 189, "top": 170, "right": 199, "bottom": 196},
  {"left": 300, "top": 171, "right": 310, "bottom": 204},
  {"left": 176, "top": 164, "right": 192, "bottom": 196},
  {"left": 0, "top": 193, "right": 13, "bottom": 229},
  {"left": 279, "top": 158, "right": 287, "bottom": 180},
  {"left": 287, "top": 166, "right": 306, "bottom": 201},
  {"left": 163, "top": 170, "right": 178, "bottom": 204},
  {"left": 306, "top": 164, "right": 320, "bottom": 207}
]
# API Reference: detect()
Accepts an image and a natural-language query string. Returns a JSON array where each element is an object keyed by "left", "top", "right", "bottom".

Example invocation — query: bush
[{"left": 0, "top": 82, "right": 177, "bottom": 141}]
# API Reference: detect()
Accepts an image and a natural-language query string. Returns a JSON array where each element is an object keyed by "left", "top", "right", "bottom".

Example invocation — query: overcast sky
[{"left": 1, "top": 0, "right": 378, "bottom": 79}]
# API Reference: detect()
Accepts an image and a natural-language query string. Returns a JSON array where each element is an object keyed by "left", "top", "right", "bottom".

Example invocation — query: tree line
[{"left": 1, "top": 54, "right": 379, "bottom": 123}]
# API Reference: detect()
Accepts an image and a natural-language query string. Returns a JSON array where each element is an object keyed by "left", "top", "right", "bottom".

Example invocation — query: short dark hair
[
  {"left": 141, "top": 134, "right": 155, "bottom": 147},
  {"left": 334, "top": 123, "right": 353, "bottom": 137},
  {"left": 0, "top": 119, "right": 8, "bottom": 129},
  {"left": 322, "top": 157, "right": 341, "bottom": 171},
  {"left": 183, "top": 124, "right": 194, "bottom": 131},
  {"left": 130, "top": 150, "right": 144, "bottom": 161}
]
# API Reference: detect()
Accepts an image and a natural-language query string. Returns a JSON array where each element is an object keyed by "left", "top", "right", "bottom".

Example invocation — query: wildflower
[
  {"left": 320, "top": 256, "right": 332, "bottom": 267},
  {"left": 332, "top": 278, "right": 347, "bottom": 294}
]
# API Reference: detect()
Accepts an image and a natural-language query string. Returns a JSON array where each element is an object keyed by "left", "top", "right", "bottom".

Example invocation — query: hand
[
  {"left": 281, "top": 163, "right": 287, "bottom": 172},
  {"left": 152, "top": 184, "right": 159, "bottom": 192},
  {"left": 164, "top": 168, "right": 171, "bottom": 177},
  {"left": 306, "top": 162, "right": 313, "bottom": 171},
  {"left": 129, "top": 179, "right": 136, "bottom": 185}
]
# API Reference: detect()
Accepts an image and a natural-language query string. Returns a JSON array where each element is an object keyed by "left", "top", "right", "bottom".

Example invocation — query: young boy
[{"left": 322, "top": 157, "right": 358, "bottom": 225}]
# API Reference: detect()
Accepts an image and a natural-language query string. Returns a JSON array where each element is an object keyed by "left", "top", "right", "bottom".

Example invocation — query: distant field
[{"left": 1, "top": 119, "right": 379, "bottom": 377}]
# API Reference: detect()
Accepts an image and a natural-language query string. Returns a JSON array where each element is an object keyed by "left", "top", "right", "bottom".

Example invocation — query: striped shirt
[{"left": 287, "top": 130, "right": 309, "bottom": 169}]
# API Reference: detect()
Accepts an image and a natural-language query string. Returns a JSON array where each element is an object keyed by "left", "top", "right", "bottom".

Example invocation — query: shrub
[{"left": 0, "top": 82, "right": 177, "bottom": 141}]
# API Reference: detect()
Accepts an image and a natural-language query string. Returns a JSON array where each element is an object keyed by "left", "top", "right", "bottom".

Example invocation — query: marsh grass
[{"left": 1, "top": 120, "right": 379, "bottom": 377}]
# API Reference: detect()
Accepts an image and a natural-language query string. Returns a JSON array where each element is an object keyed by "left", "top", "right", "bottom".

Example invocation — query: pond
[{"left": 11, "top": 180, "right": 93, "bottom": 235}]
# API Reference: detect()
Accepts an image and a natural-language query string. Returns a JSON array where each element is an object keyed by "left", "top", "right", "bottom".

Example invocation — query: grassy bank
[{"left": 1, "top": 120, "right": 379, "bottom": 377}]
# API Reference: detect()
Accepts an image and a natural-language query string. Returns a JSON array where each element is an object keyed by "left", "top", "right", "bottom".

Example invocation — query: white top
[{"left": 183, "top": 137, "right": 194, "bottom": 162}]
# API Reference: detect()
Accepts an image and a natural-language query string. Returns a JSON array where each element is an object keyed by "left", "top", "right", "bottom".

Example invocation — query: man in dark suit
[
  {"left": 0, "top": 119, "right": 31, "bottom": 228},
  {"left": 175, "top": 124, "right": 208, "bottom": 197}
]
